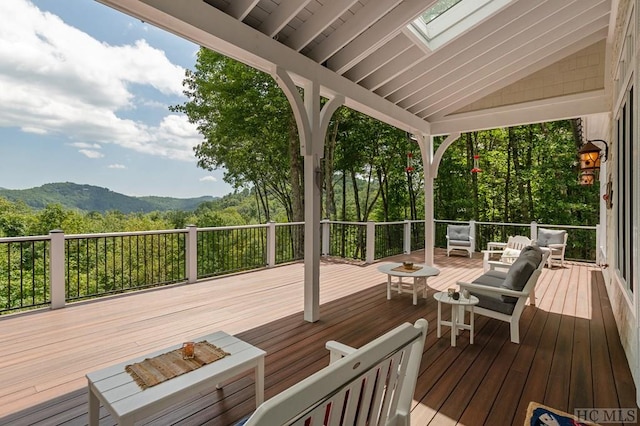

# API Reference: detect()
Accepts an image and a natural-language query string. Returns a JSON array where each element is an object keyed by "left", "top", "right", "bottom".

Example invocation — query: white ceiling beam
[
  {"left": 376, "top": 0, "right": 580, "bottom": 99},
  {"left": 343, "top": 34, "right": 413, "bottom": 83},
  {"left": 225, "top": 0, "right": 259, "bottom": 21},
  {"left": 418, "top": 22, "right": 609, "bottom": 119},
  {"left": 97, "top": 0, "right": 430, "bottom": 134},
  {"left": 359, "top": 46, "right": 426, "bottom": 91},
  {"left": 307, "top": 0, "right": 402, "bottom": 64},
  {"left": 430, "top": 91, "right": 608, "bottom": 135},
  {"left": 397, "top": 1, "right": 608, "bottom": 111},
  {"left": 284, "top": 0, "right": 360, "bottom": 52},
  {"left": 259, "top": 0, "right": 313, "bottom": 38},
  {"left": 326, "top": 0, "right": 437, "bottom": 75}
]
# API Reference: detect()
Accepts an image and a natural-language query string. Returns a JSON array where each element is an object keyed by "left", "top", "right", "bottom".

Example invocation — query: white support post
[
  {"left": 424, "top": 132, "right": 460, "bottom": 266},
  {"left": 469, "top": 219, "right": 476, "bottom": 253},
  {"left": 186, "top": 225, "right": 197, "bottom": 283},
  {"left": 404, "top": 220, "right": 411, "bottom": 254},
  {"left": 321, "top": 219, "right": 330, "bottom": 256},
  {"left": 274, "top": 67, "right": 344, "bottom": 323},
  {"left": 530, "top": 221, "right": 538, "bottom": 241},
  {"left": 49, "top": 230, "right": 65, "bottom": 310},
  {"left": 366, "top": 221, "right": 376, "bottom": 264},
  {"left": 267, "top": 221, "right": 276, "bottom": 267}
]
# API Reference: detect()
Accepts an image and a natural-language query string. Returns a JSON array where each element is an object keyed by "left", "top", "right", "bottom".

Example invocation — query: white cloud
[
  {"left": 79, "top": 149, "right": 104, "bottom": 159},
  {"left": 69, "top": 142, "right": 101, "bottom": 149},
  {"left": 108, "top": 164, "right": 126, "bottom": 169},
  {"left": 0, "top": 0, "right": 202, "bottom": 162},
  {"left": 200, "top": 176, "right": 218, "bottom": 182}
]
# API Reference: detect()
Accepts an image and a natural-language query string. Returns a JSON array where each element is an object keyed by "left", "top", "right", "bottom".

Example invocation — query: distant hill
[{"left": 0, "top": 183, "right": 216, "bottom": 213}]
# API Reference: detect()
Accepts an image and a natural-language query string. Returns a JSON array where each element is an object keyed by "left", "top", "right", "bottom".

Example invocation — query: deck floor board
[{"left": 0, "top": 249, "right": 635, "bottom": 425}]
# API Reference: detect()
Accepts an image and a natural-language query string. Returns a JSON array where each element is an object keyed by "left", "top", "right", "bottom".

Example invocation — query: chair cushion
[
  {"left": 500, "top": 245, "right": 543, "bottom": 302},
  {"left": 449, "top": 240, "right": 471, "bottom": 247},
  {"left": 536, "top": 228, "right": 566, "bottom": 247},
  {"left": 448, "top": 225, "right": 470, "bottom": 241},
  {"left": 500, "top": 247, "right": 521, "bottom": 263},
  {"left": 470, "top": 273, "right": 516, "bottom": 315}
]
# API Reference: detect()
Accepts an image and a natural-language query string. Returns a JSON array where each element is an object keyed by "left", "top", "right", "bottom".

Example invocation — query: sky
[{"left": 0, "top": 0, "right": 234, "bottom": 198}]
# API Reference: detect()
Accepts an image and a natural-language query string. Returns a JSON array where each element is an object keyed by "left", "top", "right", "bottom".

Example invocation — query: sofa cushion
[
  {"left": 500, "top": 245, "right": 543, "bottom": 302},
  {"left": 448, "top": 225, "right": 470, "bottom": 241},
  {"left": 476, "top": 293, "right": 517, "bottom": 315},
  {"left": 469, "top": 274, "right": 516, "bottom": 315},
  {"left": 536, "top": 228, "right": 566, "bottom": 247}
]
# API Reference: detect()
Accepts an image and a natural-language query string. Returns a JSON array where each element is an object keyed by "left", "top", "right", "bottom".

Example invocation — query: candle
[{"left": 182, "top": 342, "right": 195, "bottom": 359}]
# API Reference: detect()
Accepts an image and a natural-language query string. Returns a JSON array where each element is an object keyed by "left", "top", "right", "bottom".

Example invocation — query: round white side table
[
  {"left": 377, "top": 263, "right": 440, "bottom": 305},
  {"left": 433, "top": 291, "right": 480, "bottom": 347}
]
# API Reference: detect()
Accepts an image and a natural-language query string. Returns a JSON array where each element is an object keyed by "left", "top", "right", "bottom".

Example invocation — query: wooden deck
[{"left": 0, "top": 249, "right": 636, "bottom": 425}]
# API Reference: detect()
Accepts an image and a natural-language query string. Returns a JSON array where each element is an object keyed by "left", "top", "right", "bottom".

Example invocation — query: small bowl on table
[{"left": 402, "top": 261, "right": 414, "bottom": 269}]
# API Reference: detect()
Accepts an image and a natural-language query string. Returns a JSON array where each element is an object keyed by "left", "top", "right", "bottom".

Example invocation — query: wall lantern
[{"left": 578, "top": 139, "right": 608, "bottom": 185}]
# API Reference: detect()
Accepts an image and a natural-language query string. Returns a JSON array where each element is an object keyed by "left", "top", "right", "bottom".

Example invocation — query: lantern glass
[{"left": 578, "top": 142, "right": 602, "bottom": 171}]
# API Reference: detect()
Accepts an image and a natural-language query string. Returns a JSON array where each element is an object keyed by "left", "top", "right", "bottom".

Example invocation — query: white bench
[{"left": 242, "top": 319, "right": 428, "bottom": 426}]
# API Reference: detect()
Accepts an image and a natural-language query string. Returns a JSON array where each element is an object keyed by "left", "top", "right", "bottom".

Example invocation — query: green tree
[{"left": 171, "top": 49, "right": 303, "bottom": 223}]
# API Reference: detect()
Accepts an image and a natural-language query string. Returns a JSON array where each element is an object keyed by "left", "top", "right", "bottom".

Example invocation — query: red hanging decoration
[
  {"left": 471, "top": 154, "right": 482, "bottom": 173},
  {"left": 405, "top": 152, "right": 415, "bottom": 173}
]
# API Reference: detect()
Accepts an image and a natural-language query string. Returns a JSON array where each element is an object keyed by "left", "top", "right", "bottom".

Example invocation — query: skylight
[{"left": 409, "top": 0, "right": 513, "bottom": 51}]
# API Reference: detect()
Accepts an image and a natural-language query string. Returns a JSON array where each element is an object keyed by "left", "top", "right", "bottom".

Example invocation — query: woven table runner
[
  {"left": 125, "top": 341, "right": 230, "bottom": 390},
  {"left": 391, "top": 265, "right": 423, "bottom": 273}
]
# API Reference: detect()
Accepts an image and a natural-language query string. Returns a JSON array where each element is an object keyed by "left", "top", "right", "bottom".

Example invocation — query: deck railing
[{"left": 0, "top": 219, "right": 598, "bottom": 314}]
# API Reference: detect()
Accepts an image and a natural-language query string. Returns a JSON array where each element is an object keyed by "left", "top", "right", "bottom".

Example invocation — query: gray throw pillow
[
  {"left": 536, "top": 228, "right": 566, "bottom": 247},
  {"left": 500, "top": 245, "right": 543, "bottom": 302},
  {"left": 448, "top": 225, "right": 470, "bottom": 241}
]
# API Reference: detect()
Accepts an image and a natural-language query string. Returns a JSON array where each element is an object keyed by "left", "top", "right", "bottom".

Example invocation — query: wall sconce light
[{"left": 578, "top": 139, "right": 608, "bottom": 185}]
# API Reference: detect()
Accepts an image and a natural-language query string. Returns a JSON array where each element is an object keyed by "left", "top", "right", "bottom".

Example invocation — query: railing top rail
[
  {"left": 374, "top": 221, "right": 405, "bottom": 226},
  {"left": 435, "top": 219, "right": 598, "bottom": 230},
  {"left": 198, "top": 224, "right": 268, "bottom": 232},
  {"left": 536, "top": 223, "right": 597, "bottom": 230},
  {"left": 0, "top": 235, "right": 50, "bottom": 243},
  {"left": 322, "top": 220, "right": 367, "bottom": 226},
  {"left": 66, "top": 229, "right": 188, "bottom": 240},
  {"left": 275, "top": 222, "right": 304, "bottom": 227}
]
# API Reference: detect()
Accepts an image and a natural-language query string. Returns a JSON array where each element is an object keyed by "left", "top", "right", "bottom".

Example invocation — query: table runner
[
  {"left": 125, "top": 341, "right": 230, "bottom": 389},
  {"left": 391, "top": 265, "right": 423, "bottom": 273}
]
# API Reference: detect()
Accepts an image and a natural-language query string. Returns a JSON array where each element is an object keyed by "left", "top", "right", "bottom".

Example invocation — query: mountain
[{"left": 0, "top": 182, "right": 216, "bottom": 213}]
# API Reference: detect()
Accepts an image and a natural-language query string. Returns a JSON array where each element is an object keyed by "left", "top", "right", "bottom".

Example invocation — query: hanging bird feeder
[
  {"left": 405, "top": 152, "right": 415, "bottom": 173},
  {"left": 470, "top": 154, "right": 482, "bottom": 173}
]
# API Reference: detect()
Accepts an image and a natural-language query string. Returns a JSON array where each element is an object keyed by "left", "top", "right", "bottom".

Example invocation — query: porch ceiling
[{"left": 97, "top": 0, "right": 613, "bottom": 135}]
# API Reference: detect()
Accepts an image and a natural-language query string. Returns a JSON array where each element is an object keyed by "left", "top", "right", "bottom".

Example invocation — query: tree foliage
[{"left": 171, "top": 49, "right": 303, "bottom": 223}]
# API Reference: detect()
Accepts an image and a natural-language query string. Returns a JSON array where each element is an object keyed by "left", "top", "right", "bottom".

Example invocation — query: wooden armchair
[
  {"left": 446, "top": 224, "right": 474, "bottom": 258},
  {"left": 482, "top": 235, "right": 531, "bottom": 271},
  {"left": 458, "top": 246, "right": 548, "bottom": 344},
  {"left": 242, "top": 319, "right": 428, "bottom": 426},
  {"left": 535, "top": 228, "right": 568, "bottom": 268}
]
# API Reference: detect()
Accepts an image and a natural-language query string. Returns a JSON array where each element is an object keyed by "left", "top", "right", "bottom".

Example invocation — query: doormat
[
  {"left": 524, "top": 402, "right": 600, "bottom": 426},
  {"left": 125, "top": 341, "right": 230, "bottom": 389}
]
